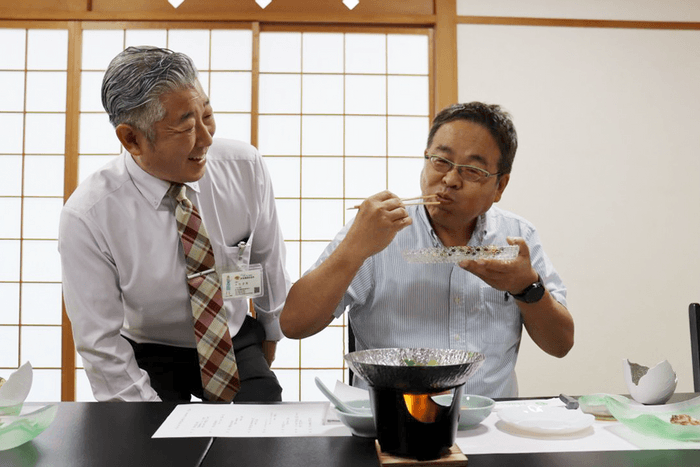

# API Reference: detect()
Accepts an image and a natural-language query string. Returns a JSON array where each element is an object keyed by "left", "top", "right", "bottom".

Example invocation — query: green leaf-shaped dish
[
  {"left": 579, "top": 394, "right": 700, "bottom": 441},
  {"left": 0, "top": 404, "right": 58, "bottom": 451}
]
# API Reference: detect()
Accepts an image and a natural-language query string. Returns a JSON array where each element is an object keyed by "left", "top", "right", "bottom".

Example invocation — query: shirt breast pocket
[
  {"left": 216, "top": 236, "right": 253, "bottom": 273},
  {"left": 478, "top": 285, "right": 522, "bottom": 344}
]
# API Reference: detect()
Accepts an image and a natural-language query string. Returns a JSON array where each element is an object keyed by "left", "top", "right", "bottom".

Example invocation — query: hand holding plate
[{"left": 458, "top": 237, "right": 537, "bottom": 295}]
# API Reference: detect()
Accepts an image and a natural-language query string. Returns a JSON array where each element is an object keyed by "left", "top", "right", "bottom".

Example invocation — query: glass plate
[
  {"left": 402, "top": 245, "right": 518, "bottom": 264},
  {"left": 578, "top": 394, "right": 700, "bottom": 441},
  {"left": 0, "top": 404, "right": 58, "bottom": 451},
  {"left": 497, "top": 405, "right": 594, "bottom": 435}
]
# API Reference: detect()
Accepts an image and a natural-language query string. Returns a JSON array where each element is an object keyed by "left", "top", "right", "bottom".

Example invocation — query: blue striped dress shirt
[{"left": 306, "top": 204, "right": 567, "bottom": 398}]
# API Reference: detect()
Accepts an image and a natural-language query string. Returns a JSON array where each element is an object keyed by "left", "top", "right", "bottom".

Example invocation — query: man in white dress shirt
[
  {"left": 280, "top": 102, "right": 574, "bottom": 397},
  {"left": 59, "top": 46, "right": 289, "bottom": 402}
]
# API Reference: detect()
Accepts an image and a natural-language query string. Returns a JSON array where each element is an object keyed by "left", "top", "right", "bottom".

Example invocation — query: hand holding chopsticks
[
  {"left": 347, "top": 194, "right": 440, "bottom": 210},
  {"left": 342, "top": 190, "right": 414, "bottom": 259}
]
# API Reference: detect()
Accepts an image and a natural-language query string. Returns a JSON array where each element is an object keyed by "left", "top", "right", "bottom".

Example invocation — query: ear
[
  {"left": 493, "top": 173, "right": 510, "bottom": 203},
  {"left": 115, "top": 124, "right": 146, "bottom": 156}
]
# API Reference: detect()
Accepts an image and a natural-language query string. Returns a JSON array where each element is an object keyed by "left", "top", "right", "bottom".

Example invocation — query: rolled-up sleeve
[{"left": 524, "top": 225, "right": 567, "bottom": 308}]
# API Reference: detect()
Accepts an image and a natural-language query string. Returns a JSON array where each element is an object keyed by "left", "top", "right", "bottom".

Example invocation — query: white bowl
[
  {"left": 457, "top": 395, "right": 496, "bottom": 428},
  {"left": 623, "top": 359, "right": 677, "bottom": 405},
  {"left": 432, "top": 394, "right": 495, "bottom": 428},
  {"left": 336, "top": 400, "right": 376, "bottom": 438}
]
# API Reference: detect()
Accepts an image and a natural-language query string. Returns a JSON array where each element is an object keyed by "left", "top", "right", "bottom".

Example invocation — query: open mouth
[{"left": 189, "top": 146, "right": 209, "bottom": 162}]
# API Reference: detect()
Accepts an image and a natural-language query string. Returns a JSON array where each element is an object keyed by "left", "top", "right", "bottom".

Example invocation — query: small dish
[
  {"left": 497, "top": 405, "right": 594, "bottom": 435},
  {"left": 578, "top": 394, "right": 700, "bottom": 441},
  {"left": 578, "top": 393, "right": 616, "bottom": 420},
  {"left": 335, "top": 400, "right": 376, "bottom": 438},
  {"left": 0, "top": 404, "right": 58, "bottom": 451},
  {"left": 344, "top": 399, "right": 373, "bottom": 413},
  {"left": 402, "top": 245, "right": 519, "bottom": 264},
  {"left": 315, "top": 377, "right": 371, "bottom": 415},
  {"left": 432, "top": 394, "right": 495, "bottom": 428}
]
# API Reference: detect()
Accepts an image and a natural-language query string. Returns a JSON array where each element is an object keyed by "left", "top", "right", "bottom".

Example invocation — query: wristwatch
[{"left": 511, "top": 275, "right": 546, "bottom": 303}]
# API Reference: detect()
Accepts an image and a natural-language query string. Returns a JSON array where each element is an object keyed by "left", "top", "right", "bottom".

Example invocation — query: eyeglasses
[{"left": 424, "top": 154, "right": 501, "bottom": 182}]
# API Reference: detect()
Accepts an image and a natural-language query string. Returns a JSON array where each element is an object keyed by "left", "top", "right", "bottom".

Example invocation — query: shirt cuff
[{"left": 255, "top": 312, "right": 283, "bottom": 341}]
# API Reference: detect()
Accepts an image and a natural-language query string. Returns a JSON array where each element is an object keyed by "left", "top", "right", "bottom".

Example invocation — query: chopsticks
[
  {"left": 399, "top": 194, "right": 441, "bottom": 207},
  {"left": 347, "top": 194, "right": 440, "bottom": 210}
]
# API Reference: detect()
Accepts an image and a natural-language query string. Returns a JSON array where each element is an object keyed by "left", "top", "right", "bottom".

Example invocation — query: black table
[
  {"left": 0, "top": 402, "right": 212, "bottom": 467},
  {"left": 3, "top": 397, "right": 700, "bottom": 467},
  {"left": 203, "top": 437, "right": 700, "bottom": 467}
]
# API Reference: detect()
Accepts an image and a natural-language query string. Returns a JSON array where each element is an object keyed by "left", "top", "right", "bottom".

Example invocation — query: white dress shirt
[
  {"left": 307, "top": 204, "right": 567, "bottom": 398},
  {"left": 59, "top": 138, "right": 289, "bottom": 401}
]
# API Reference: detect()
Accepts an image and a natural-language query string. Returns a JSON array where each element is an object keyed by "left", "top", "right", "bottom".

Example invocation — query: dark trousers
[{"left": 124, "top": 315, "right": 282, "bottom": 402}]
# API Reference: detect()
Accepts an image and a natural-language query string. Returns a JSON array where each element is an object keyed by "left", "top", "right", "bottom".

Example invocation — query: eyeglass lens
[{"left": 428, "top": 156, "right": 486, "bottom": 182}]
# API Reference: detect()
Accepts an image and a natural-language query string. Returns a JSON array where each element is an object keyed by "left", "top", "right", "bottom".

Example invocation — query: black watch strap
[{"left": 511, "top": 275, "right": 546, "bottom": 304}]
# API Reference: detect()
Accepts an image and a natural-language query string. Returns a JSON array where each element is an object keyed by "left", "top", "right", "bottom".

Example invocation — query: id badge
[{"left": 221, "top": 264, "right": 264, "bottom": 299}]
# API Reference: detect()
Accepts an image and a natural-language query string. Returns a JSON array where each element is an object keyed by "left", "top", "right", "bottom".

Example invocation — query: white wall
[
  {"left": 457, "top": 1, "right": 700, "bottom": 397},
  {"left": 458, "top": 0, "right": 700, "bottom": 22}
]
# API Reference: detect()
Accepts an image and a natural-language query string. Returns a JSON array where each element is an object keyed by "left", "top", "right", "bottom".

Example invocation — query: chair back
[
  {"left": 690, "top": 303, "right": 700, "bottom": 392},
  {"left": 347, "top": 321, "right": 356, "bottom": 385}
]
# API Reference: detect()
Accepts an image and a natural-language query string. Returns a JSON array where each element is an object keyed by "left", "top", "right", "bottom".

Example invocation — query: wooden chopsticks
[{"left": 347, "top": 194, "right": 439, "bottom": 210}]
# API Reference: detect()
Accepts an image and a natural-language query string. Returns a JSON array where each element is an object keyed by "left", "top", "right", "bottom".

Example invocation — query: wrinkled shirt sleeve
[
  {"left": 59, "top": 206, "right": 161, "bottom": 402},
  {"left": 248, "top": 151, "right": 290, "bottom": 341}
]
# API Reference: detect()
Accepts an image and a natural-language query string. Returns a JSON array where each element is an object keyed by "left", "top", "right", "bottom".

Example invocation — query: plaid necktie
[{"left": 168, "top": 183, "right": 240, "bottom": 402}]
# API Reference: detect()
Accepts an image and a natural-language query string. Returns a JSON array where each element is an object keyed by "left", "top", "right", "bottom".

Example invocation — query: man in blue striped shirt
[{"left": 280, "top": 102, "right": 573, "bottom": 397}]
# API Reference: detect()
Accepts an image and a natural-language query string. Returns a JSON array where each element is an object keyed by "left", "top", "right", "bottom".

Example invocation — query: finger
[
  {"left": 397, "top": 215, "right": 413, "bottom": 229},
  {"left": 354, "top": 191, "right": 397, "bottom": 211},
  {"left": 385, "top": 205, "right": 409, "bottom": 222},
  {"left": 458, "top": 260, "right": 499, "bottom": 283},
  {"left": 458, "top": 258, "right": 482, "bottom": 273},
  {"left": 382, "top": 196, "right": 405, "bottom": 211},
  {"left": 461, "top": 258, "right": 514, "bottom": 279},
  {"left": 507, "top": 236, "right": 530, "bottom": 258},
  {"left": 373, "top": 190, "right": 398, "bottom": 202}
]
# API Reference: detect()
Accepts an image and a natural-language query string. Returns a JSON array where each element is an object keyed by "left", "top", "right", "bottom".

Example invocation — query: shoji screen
[{"left": 0, "top": 28, "right": 68, "bottom": 401}]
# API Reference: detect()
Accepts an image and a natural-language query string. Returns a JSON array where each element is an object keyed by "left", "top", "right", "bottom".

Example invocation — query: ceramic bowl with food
[
  {"left": 335, "top": 400, "right": 376, "bottom": 438},
  {"left": 432, "top": 394, "right": 495, "bottom": 428}
]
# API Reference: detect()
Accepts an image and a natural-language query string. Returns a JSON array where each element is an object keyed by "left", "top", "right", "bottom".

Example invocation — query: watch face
[
  {"left": 523, "top": 283, "right": 546, "bottom": 303},
  {"left": 514, "top": 279, "right": 545, "bottom": 303}
]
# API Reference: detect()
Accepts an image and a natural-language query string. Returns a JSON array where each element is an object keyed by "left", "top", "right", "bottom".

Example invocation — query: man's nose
[
  {"left": 441, "top": 166, "right": 462, "bottom": 187},
  {"left": 196, "top": 119, "right": 214, "bottom": 146}
]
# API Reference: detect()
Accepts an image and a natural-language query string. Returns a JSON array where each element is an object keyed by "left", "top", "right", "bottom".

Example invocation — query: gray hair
[{"left": 101, "top": 46, "right": 199, "bottom": 142}]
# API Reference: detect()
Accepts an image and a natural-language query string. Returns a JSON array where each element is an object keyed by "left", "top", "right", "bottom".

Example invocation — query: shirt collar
[
  {"left": 470, "top": 212, "right": 488, "bottom": 245},
  {"left": 414, "top": 205, "right": 441, "bottom": 246},
  {"left": 124, "top": 151, "right": 200, "bottom": 209}
]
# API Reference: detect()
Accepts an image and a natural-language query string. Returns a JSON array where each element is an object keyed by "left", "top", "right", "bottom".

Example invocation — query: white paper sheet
[{"left": 152, "top": 402, "right": 351, "bottom": 438}]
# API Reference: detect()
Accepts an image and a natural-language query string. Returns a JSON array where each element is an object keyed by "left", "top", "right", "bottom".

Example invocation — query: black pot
[
  {"left": 345, "top": 348, "right": 485, "bottom": 461},
  {"left": 370, "top": 384, "right": 464, "bottom": 460}
]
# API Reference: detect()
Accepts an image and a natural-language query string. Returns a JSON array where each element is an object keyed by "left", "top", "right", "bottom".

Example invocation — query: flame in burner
[{"left": 403, "top": 393, "right": 442, "bottom": 423}]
